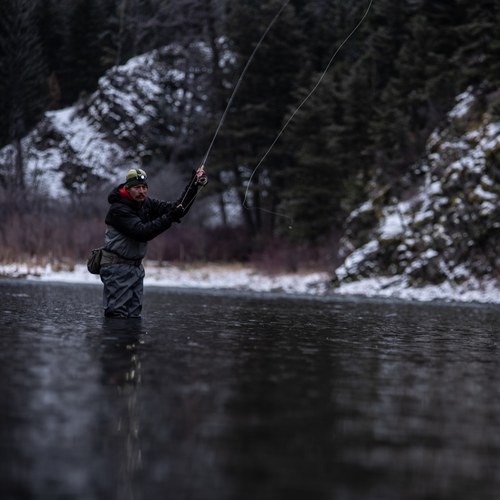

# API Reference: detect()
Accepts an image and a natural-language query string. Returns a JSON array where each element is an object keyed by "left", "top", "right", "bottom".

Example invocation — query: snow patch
[
  {"left": 335, "top": 240, "right": 379, "bottom": 280},
  {"left": 449, "top": 88, "right": 475, "bottom": 119},
  {"left": 379, "top": 211, "right": 405, "bottom": 240},
  {"left": 3, "top": 262, "right": 500, "bottom": 305},
  {"left": 0, "top": 263, "right": 329, "bottom": 296},
  {"left": 335, "top": 274, "right": 500, "bottom": 304}
]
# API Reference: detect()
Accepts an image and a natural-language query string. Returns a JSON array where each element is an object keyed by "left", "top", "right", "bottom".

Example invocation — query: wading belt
[{"left": 100, "top": 250, "right": 142, "bottom": 267}]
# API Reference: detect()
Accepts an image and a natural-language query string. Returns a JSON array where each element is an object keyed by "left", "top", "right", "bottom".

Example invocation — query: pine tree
[
  {"left": 364, "top": 0, "right": 412, "bottom": 91},
  {"left": 0, "top": 0, "right": 49, "bottom": 189},
  {"left": 275, "top": 0, "right": 382, "bottom": 240},
  {"left": 454, "top": 0, "right": 499, "bottom": 90},
  {"left": 278, "top": 70, "right": 347, "bottom": 240},
  {"left": 369, "top": 2, "right": 465, "bottom": 180},
  {"left": 36, "top": 0, "right": 65, "bottom": 109},
  {"left": 142, "top": 0, "right": 227, "bottom": 206},
  {"left": 486, "top": 6, "right": 500, "bottom": 90},
  {"left": 212, "top": 0, "right": 308, "bottom": 236},
  {"left": 58, "top": 0, "right": 107, "bottom": 105},
  {"left": 101, "top": 0, "right": 168, "bottom": 66}
]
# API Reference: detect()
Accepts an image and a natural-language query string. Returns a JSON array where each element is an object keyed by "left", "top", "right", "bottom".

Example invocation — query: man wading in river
[{"left": 100, "top": 167, "right": 206, "bottom": 318}]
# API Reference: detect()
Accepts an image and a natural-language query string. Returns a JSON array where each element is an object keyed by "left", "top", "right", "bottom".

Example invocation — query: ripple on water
[{"left": 1, "top": 279, "right": 500, "bottom": 499}]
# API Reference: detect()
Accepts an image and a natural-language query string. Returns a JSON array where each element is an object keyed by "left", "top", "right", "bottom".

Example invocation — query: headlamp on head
[{"left": 125, "top": 168, "right": 148, "bottom": 188}]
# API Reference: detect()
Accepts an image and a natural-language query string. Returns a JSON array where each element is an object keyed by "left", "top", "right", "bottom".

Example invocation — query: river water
[{"left": 1, "top": 279, "right": 500, "bottom": 499}]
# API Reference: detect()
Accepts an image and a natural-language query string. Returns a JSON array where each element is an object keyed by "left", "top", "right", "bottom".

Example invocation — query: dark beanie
[{"left": 125, "top": 168, "right": 148, "bottom": 188}]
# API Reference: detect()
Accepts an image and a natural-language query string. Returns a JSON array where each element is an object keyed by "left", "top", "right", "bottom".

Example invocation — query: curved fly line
[
  {"left": 184, "top": 0, "right": 374, "bottom": 221},
  {"left": 201, "top": 0, "right": 291, "bottom": 169},
  {"left": 181, "top": 1, "right": 290, "bottom": 208},
  {"left": 241, "top": 0, "right": 374, "bottom": 228}
]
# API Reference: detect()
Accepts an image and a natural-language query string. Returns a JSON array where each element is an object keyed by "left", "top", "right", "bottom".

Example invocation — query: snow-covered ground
[
  {"left": 335, "top": 275, "right": 500, "bottom": 304},
  {"left": 0, "top": 262, "right": 329, "bottom": 295},
  {"left": 2, "top": 261, "right": 500, "bottom": 304}
]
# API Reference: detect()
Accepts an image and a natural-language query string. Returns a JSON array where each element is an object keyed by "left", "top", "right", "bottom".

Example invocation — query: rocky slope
[
  {"left": 3, "top": 41, "right": 500, "bottom": 300},
  {"left": 333, "top": 87, "right": 500, "bottom": 294},
  {"left": 0, "top": 44, "right": 214, "bottom": 198}
]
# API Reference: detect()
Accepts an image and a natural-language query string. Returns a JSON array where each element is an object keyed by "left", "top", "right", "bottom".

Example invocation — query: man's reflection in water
[{"left": 100, "top": 318, "right": 147, "bottom": 500}]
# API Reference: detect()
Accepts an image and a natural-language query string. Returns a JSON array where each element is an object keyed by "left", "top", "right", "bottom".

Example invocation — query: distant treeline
[{"left": 1, "top": 0, "right": 499, "bottom": 246}]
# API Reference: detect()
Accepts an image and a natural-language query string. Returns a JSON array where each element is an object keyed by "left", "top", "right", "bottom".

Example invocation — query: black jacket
[{"left": 103, "top": 178, "right": 199, "bottom": 259}]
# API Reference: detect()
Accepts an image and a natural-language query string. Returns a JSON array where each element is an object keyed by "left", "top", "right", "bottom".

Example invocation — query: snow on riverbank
[
  {"left": 2, "top": 261, "right": 500, "bottom": 304},
  {"left": 0, "top": 262, "right": 329, "bottom": 295},
  {"left": 0, "top": 263, "right": 500, "bottom": 303},
  {"left": 335, "top": 275, "right": 500, "bottom": 304}
]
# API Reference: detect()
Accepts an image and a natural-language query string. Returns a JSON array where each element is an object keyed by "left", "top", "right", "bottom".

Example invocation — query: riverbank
[
  {"left": 334, "top": 275, "right": 500, "bottom": 304},
  {"left": 1, "top": 261, "right": 500, "bottom": 303},
  {"left": 0, "top": 261, "right": 330, "bottom": 295}
]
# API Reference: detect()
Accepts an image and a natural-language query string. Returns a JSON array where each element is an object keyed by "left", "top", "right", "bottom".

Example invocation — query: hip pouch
[{"left": 87, "top": 247, "right": 104, "bottom": 275}]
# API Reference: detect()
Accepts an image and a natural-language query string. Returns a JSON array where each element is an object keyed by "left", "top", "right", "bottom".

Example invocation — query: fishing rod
[
  {"left": 181, "top": 0, "right": 290, "bottom": 205},
  {"left": 242, "top": 0, "right": 374, "bottom": 228},
  {"left": 199, "top": 0, "right": 290, "bottom": 177},
  {"left": 184, "top": 0, "right": 374, "bottom": 216}
]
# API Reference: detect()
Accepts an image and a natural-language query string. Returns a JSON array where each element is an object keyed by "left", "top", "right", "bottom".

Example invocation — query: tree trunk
[
  {"left": 13, "top": 138, "right": 25, "bottom": 191},
  {"left": 218, "top": 191, "right": 227, "bottom": 226}
]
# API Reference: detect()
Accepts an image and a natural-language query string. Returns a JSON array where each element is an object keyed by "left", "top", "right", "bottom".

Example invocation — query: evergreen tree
[
  {"left": 145, "top": 45, "right": 214, "bottom": 171},
  {"left": 370, "top": 2, "right": 464, "bottom": 180},
  {"left": 274, "top": 0, "right": 374, "bottom": 240},
  {"left": 454, "top": 0, "right": 499, "bottom": 90},
  {"left": 142, "top": 0, "right": 227, "bottom": 208},
  {"left": 486, "top": 5, "right": 500, "bottom": 90},
  {"left": 101, "top": 0, "right": 168, "bottom": 66},
  {"left": 278, "top": 71, "right": 346, "bottom": 240},
  {"left": 36, "top": 0, "right": 65, "bottom": 109},
  {"left": 213, "top": 0, "right": 307, "bottom": 236},
  {"left": 58, "top": 0, "right": 107, "bottom": 105},
  {"left": 364, "top": 0, "right": 412, "bottom": 91},
  {"left": 273, "top": 0, "right": 385, "bottom": 240},
  {"left": 0, "top": 0, "right": 49, "bottom": 188}
]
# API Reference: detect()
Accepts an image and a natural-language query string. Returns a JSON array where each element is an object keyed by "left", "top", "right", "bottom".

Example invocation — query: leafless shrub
[{"left": 0, "top": 195, "right": 338, "bottom": 273}]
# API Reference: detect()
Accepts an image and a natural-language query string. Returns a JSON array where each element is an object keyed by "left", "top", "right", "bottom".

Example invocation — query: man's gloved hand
[
  {"left": 167, "top": 206, "right": 184, "bottom": 223},
  {"left": 197, "top": 173, "right": 208, "bottom": 186},
  {"left": 193, "top": 168, "right": 208, "bottom": 186}
]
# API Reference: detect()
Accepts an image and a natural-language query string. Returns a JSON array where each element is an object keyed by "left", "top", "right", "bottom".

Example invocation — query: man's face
[{"left": 127, "top": 184, "right": 148, "bottom": 203}]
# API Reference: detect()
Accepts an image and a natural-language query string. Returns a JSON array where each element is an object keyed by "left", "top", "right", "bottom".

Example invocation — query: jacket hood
[{"left": 108, "top": 184, "right": 143, "bottom": 207}]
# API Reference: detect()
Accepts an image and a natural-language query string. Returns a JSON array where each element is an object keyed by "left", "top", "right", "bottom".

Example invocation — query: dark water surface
[{"left": 2, "top": 279, "right": 500, "bottom": 499}]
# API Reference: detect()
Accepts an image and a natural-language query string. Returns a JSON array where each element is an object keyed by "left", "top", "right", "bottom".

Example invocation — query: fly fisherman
[{"left": 100, "top": 167, "right": 206, "bottom": 318}]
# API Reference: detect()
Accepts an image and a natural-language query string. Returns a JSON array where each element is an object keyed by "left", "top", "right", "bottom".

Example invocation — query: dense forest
[{"left": 1, "top": 0, "right": 499, "bottom": 269}]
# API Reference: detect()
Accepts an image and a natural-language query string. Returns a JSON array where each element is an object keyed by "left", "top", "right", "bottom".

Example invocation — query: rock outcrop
[
  {"left": 0, "top": 44, "right": 213, "bottom": 197},
  {"left": 333, "top": 88, "right": 500, "bottom": 289}
]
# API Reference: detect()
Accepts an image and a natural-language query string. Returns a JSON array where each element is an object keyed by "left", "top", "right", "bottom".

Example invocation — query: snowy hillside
[
  {"left": 333, "top": 87, "right": 500, "bottom": 297},
  {"left": 4, "top": 39, "right": 500, "bottom": 302},
  {"left": 0, "top": 44, "right": 213, "bottom": 197}
]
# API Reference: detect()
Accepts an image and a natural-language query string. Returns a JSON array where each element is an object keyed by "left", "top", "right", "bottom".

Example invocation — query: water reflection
[
  {"left": 99, "top": 318, "right": 147, "bottom": 500},
  {"left": 3, "top": 280, "right": 500, "bottom": 499}
]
